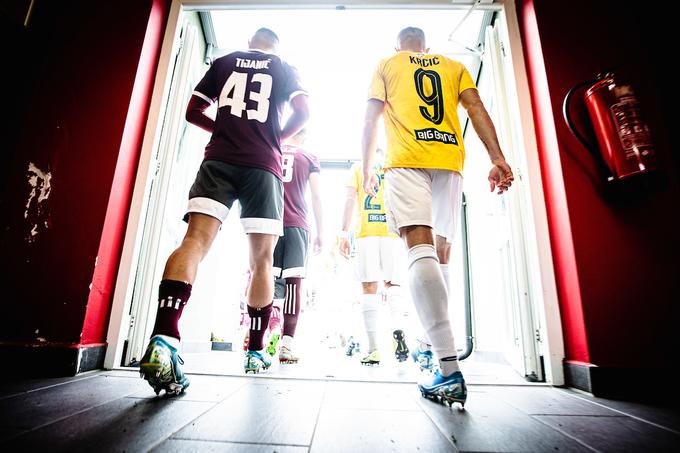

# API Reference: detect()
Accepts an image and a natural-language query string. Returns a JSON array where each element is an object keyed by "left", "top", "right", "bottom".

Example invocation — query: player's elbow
[
  {"left": 290, "top": 94, "right": 310, "bottom": 121},
  {"left": 185, "top": 109, "right": 198, "bottom": 125},
  {"left": 295, "top": 103, "right": 310, "bottom": 123}
]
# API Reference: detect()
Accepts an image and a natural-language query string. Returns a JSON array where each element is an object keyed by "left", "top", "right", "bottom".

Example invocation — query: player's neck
[{"left": 399, "top": 46, "right": 426, "bottom": 53}]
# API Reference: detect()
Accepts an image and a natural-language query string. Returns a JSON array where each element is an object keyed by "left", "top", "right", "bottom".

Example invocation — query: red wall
[
  {"left": 517, "top": 0, "right": 680, "bottom": 369},
  {"left": 0, "top": 0, "right": 170, "bottom": 348}
]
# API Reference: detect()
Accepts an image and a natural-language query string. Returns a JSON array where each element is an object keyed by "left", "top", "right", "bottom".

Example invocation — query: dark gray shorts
[
  {"left": 274, "top": 277, "right": 286, "bottom": 299},
  {"left": 185, "top": 160, "right": 283, "bottom": 235},
  {"left": 273, "top": 227, "right": 309, "bottom": 278}
]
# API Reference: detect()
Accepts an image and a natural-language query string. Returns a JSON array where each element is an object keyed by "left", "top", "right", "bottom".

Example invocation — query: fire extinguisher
[{"left": 563, "top": 72, "right": 656, "bottom": 181}]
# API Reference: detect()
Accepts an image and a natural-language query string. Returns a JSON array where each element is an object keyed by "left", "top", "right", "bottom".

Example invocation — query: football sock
[
  {"left": 151, "top": 279, "right": 192, "bottom": 340},
  {"left": 282, "top": 277, "right": 302, "bottom": 337},
  {"left": 407, "top": 244, "right": 460, "bottom": 376},
  {"left": 386, "top": 284, "right": 408, "bottom": 332},
  {"left": 247, "top": 302, "right": 273, "bottom": 351},
  {"left": 361, "top": 293, "right": 380, "bottom": 352}
]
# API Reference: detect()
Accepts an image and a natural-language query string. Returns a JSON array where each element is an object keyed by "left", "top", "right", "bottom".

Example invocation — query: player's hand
[
  {"left": 338, "top": 237, "right": 351, "bottom": 259},
  {"left": 313, "top": 235, "right": 323, "bottom": 255},
  {"left": 363, "top": 172, "right": 379, "bottom": 197},
  {"left": 488, "top": 159, "right": 514, "bottom": 195}
]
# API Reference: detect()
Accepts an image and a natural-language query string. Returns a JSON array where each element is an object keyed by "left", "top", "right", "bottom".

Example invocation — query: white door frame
[{"left": 104, "top": 0, "right": 564, "bottom": 386}]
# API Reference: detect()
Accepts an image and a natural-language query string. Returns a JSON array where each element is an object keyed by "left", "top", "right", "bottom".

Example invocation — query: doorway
[{"left": 106, "top": 1, "right": 563, "bottom": 386}]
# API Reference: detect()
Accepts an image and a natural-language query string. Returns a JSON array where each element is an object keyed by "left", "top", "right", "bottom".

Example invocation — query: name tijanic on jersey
[
  {"left": 236, "top": 58, "right": 271, "bottom": 70},
  {"left": 409, "top": 55, "right": 440, "bottom": 67},
  {"left": 415, "top": 128, "right": 458, "bottom": 145}
]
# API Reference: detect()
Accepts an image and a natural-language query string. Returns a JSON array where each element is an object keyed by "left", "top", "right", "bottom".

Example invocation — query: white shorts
[
  {"left": 384, "top": 168, "right": 463, "bottom": 243},
  {"left": 353, "top": 236, "right": 406, "bottom": 284}
]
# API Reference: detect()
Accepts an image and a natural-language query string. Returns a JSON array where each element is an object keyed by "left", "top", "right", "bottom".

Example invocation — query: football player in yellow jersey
[
  {"left": 338, "top": 149, "right": 411, "bottom": 366},
  {"left": 361, "top": 27, "right": 514, "bottom": 407}
]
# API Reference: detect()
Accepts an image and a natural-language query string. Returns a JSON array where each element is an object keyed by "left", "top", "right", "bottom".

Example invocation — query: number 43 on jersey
[{"left": 219, "top": 71, "right": 272, "bottom": 123}]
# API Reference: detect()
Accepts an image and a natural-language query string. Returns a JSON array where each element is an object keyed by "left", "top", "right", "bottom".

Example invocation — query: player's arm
[
  {"left": 459, "top": 88, "right": 514, "bottom": 194},
  {"left": 338, "top": 186, "right": 357, "bottom": 259},
  {"left": 361, "top": 99, "right": 384, "bottom": 196},
  {"left": 308, "top": 172, "right": 324, "bottom": 254},
  {"left": 281, "top": 94, "right": 310, "bottom": 142},
  {"left": 185, "top": 95, "right": 215, "bottom": 133}
]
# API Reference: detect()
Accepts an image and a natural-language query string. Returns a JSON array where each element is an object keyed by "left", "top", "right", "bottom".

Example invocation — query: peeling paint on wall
[{"left": 25, "top": 162, "right": 52, "bottom": 243}]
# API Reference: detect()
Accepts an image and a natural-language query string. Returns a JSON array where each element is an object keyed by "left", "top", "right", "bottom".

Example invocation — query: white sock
[
  {"left": 361, "top": 293, "right": 380, "bottom": 352},
  {"left": 437, "top": 264, "right": 454, "bottom": 355},
  {"left": 407, "top": 244, "right": 460, "bottom": 376},
  {"left": 440, "top": 263, "right": 451, "bottom": 296},
  {"left": 155, "top": 334, "right": 180, "bottom": 350},
  {"left": 282, "top": 334, "right": 294, "bottom": 350},
  {"left": 386, "top": 285, "right": 408, "bottom": 332}
]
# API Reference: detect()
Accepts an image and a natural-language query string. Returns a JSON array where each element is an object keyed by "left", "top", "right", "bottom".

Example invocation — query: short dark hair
[
  {"left": 253, "top": 27, "right": 279, "bottom": 45},
  {"left": 397, "top": 27, "right": 426, "bottom": 46}
]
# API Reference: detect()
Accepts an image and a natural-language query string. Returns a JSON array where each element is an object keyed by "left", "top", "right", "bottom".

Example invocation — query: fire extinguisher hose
[{"left": 562, "top": 79, "right": 599, "bottom": 155}]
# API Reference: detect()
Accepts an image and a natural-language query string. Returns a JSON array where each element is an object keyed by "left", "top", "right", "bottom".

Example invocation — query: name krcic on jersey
[{"left": 408, "top": 55, "right": 457, "bottom": 146}]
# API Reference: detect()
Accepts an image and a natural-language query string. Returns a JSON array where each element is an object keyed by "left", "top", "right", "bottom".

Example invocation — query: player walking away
[
  {"left": 257, "top": 128, "right": 323, "bottom": 368},
  {"left": 139, "top": 28, "right": 309, "bottom": 394},
  {"left": 338, "top": 149, "right": 411, "bottom": 367},
  {"left": 361, "top": 27, "right": 513, "bottom": 407}
]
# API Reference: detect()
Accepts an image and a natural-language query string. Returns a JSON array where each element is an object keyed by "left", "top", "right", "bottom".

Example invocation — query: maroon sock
[
  {"left": 247, "top": 302, "right": 273, "bottom": 351},
  {"left": 151, "top": 279, "right": 192, "bottom": 340},
  {"left": 282, "top": 277, "right": 302, "bottom": 338}
]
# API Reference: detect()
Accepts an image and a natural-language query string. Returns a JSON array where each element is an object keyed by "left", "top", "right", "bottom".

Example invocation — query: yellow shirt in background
[
  {"left": 346, "top": 162, "right": 396, "bottom": 238},
  {"left": 368, "top": 51, "right": 476, "bottom": 174}
]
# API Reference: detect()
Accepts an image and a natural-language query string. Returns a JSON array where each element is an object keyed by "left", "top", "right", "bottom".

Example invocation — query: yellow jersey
[
  {"left": 346, "top": 162, "right": 397, "bottom": 238},
  {"left": 368, "top": 51, "right": 477, "bottom": 173}
]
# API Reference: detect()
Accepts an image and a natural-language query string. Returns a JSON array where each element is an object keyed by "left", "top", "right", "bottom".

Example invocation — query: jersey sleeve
[
  {"left": 458, "top": 65, "right": 477, "bottom": 94},
  {"left": 280, "top": 61, "right": 307, "bottom": 102},
  {"left": 346, "top": 163, "right": 360, "bottom": 189},
  {"left": 367, "top": 61, "right": 386, "bottom": 102},
  {"left": 193, "top": 61, "right": 219, "bottom": 103},
  {"left": 307, "top": 152, "right": 321, "bottom": 173}
]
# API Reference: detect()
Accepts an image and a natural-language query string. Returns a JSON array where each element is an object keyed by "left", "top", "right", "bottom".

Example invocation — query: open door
[
  {"left": 480, "top": 18, "right": 542, "bottom": 381},
  {"left": 123, "top": 15, "right": 207, "bottom": 366}
]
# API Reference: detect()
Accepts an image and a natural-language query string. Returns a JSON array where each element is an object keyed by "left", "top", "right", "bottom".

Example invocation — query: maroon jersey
[
  {"left": 193, "top": 49, "right": 306, "bottom": 179},
  {"left": 281, "top": 145, "right": 320, "bottom": 230}
]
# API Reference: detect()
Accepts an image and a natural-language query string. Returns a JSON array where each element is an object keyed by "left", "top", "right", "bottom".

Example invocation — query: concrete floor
[{"left": 1, "top": 368, "right": 679, "bottom": 452}]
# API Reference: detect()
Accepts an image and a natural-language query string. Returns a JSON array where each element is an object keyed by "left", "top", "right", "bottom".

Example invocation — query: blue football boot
[
  {"left": 345, "top": 336, "right": 361, "bottom": 357},
  {"left": 411, "top": 346, "right": 434, "bottom": 371},
  {"left": 139, "top": 335, "right": 190, "bottom": 396},
  {"left": 418, "top": 370, "right": 467, "bottom": 407},
  {"left": 244, "top": 350, "right": 271, "bottom": 374}
]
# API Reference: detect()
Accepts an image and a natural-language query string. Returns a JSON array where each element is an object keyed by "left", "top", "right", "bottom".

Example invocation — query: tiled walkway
[{"left": 1, "top": 370, "right": 679, "bottom": 452}]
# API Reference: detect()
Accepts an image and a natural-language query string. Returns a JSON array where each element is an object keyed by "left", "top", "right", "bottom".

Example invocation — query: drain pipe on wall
[{"left": 458, "top": 193, "right": 475, "bottom": 360}]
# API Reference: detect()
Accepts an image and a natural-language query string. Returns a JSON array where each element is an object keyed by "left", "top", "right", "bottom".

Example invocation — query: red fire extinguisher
[{"left": 563, "top": 72, "right": 656, "bottom": 181}]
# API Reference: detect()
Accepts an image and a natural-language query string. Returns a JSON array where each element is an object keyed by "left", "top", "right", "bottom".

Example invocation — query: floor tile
[
  {"left": 129, "top": 374, "right": 250, "bottom": 403},
  {"left": 0, "top": 372, "right": 101, "bottom": 399},
  {"left": 154, "top": 439, "right": 309, "bottom": 452},
  {"left": 535, "top": 415, "right": 680, "bottom": 452},
  {"left": 0, "top": 375, "right": 148, "bottom": 435},
  {"left": 173, "top": 380, "right": 325, "bottom": 445},
  {"left": 323, "top": 381, "right": 420, "bottom": 411},
  {"left": 487, "top": 386, "right": 619, "bottom": 416},
  {"left": 310, "top": 408, "right": 456, "bottom": 452},
  {"left": 416, "top": 388, "right": 592, "bottom": 452},
  {"left": 559, "top": 388, "right": 680, "bottom": 432},
  {"left": 3, "top": 397, "right": 214, "bottom": 452}
]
